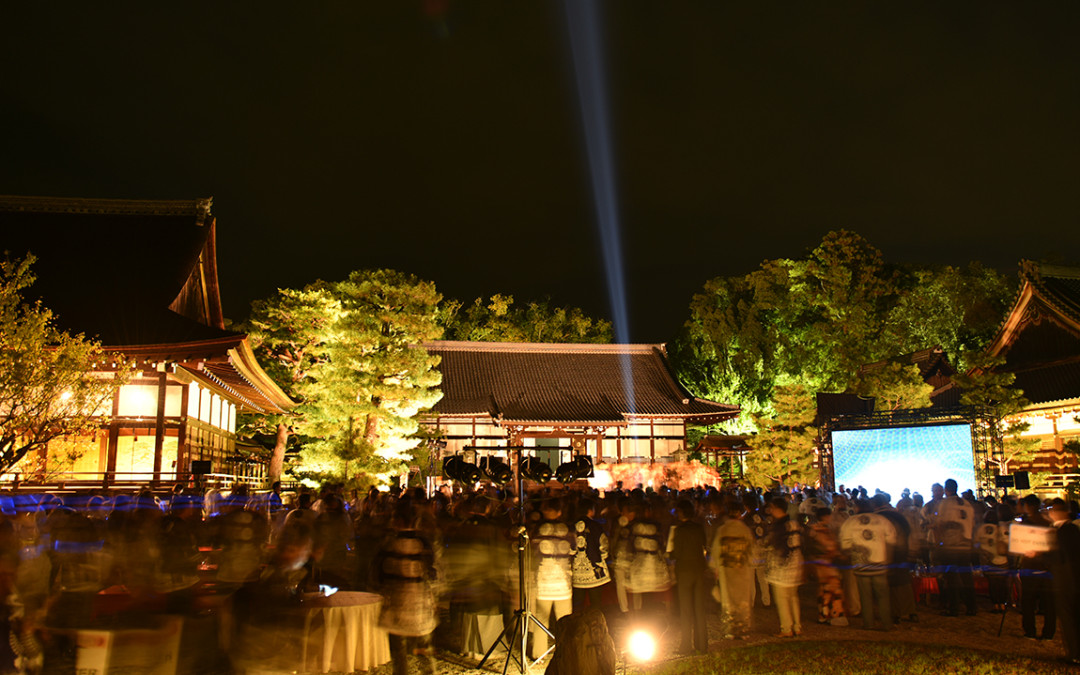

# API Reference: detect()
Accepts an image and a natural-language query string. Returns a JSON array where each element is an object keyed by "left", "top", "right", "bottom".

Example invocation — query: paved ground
[{"left": 363, "top": 585, "right": 1068, "bottom": 674}]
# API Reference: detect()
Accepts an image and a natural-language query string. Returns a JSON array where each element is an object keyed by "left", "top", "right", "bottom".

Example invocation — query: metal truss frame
[{"left": 818, "top": 405, "right": 1003, "bottom": 498}]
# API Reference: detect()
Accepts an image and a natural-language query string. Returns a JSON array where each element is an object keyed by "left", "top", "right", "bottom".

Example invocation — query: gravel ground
[{"left": 362, "top": 585, "right": 1067, "bottom": 675}]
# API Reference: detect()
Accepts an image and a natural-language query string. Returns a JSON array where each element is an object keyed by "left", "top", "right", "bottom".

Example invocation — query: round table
[{"left": 301, "top": 591, "right": 391, "bottom": 673}]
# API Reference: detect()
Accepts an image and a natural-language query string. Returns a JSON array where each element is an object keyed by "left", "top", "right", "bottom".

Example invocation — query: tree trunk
[{"left": 268, "top": 422, "right": 289, "bottom": 486}]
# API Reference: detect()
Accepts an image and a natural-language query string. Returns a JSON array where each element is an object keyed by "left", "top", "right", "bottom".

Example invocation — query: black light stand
[{"left": 477, "top": 446, "right": 555, "bottom": 675}]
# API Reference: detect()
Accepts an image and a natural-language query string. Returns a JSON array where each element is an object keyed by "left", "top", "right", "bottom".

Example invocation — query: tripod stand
[{"left": 478, "top": 448, "right": 554, "bottom": 675}]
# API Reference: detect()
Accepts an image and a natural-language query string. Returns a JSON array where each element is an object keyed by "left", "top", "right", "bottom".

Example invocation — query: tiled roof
[
  {"left": 0, "top": 195, "right": 232, "bottom": 346},
  {"left": 1038, "top": 266, "right": 1080, "bottom": 325},
  {"left": 0, "top": 195, "right": 293, "bottom": 413},
  {"left": 1011, "top": 357, "right": 1080, "bottom": 407},
  {"left": 425, "top": 341, "right": 739, "bottom": 425},
  {"left": 858, "top": 345, "right": 955, "bottom": 379}
]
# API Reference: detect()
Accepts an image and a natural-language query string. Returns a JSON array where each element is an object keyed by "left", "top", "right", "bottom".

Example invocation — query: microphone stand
[{"left": 479, "top": 447, "right": 554, "bottom": 674}]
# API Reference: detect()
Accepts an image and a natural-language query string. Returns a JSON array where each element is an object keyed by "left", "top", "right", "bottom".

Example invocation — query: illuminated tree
[
  {"left": 672, "top": 231, "right": 1013, "bottom": 429},
  {"left": 0, "top": 255, "right": 125, "bottom": 475},
  {"left": 882, "top": 263, "right": 1013, "bottom": 373},
  {"left": 442, "top": 294, "right": 613, "bottom": 343},
  {"left": 247, "top": 270, "right": 444, "bottom": 487},
  {"left": 953, "top": 352, "right": 1040, "bottom": 477},
  {"left": 240, "top": 284, "right": 341, "bottom": 483},
  {"left": 853, "top": 362, "right": 934, "bottom": 412},
  {"left": 744, "top": 384, "right": 818, "bottom": 488}
]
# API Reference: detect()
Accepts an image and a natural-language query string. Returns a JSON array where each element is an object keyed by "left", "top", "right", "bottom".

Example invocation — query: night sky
[{"left": 3, "top": 2, "right": 1079, "bottom": 343}]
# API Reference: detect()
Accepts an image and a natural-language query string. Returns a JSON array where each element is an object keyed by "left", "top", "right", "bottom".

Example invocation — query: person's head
[
  {"left": 767, "top": 497, "right": 787, "bottom": 519},
  {"left": 944, "top": 479, "right": 958, "bottom": 496},
  {"left": 1048, "top": 498, "right": 1070, "bottom": 525},
  {"left": 676, "top": 500, "right": 695, "bottom": 521},
  {"left": 816, "top": 507, "right": 832, "bottom": 524},
  {"left": 931, "top": 483, "right": 944, "bottom": 499},
  {"left": 1020, "top": 494, "right": 1042, "bottom": 516},
  {"left": 275, "top": 523, "right": 313, "bottom": 571}
]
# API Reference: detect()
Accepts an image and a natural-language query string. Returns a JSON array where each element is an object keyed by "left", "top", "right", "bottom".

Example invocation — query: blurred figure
[
  {"left": 975, "top": 509, "right": 1010, "bottom": 614},
  {"left": 807, "top": 507, "right": 847, "bottom": 626},
  {"left": 765, "top": 497, "right": 803, "bottom": 637},
  {"left": 213, "top": 493, "right": 268, "bottom": 589},
  {"left": 742, "top": 493, "right": 772, "bottom": 608},
  {"left": 841, "top": 500, "right": 896, "bottom": 631},
  {"left": 570, "top": 498, "right": 609, "bottom": 612},
  {"left": 667, "top": 500, "right": 707, "bottom": 654},
  {"left": 926, "top": 479, "right": 976, "bottom": 617},
  {"left": 712, "top": 499, "right": 754, "bottom": 639},
  {"left": 313, "top": 493, "right": 353, "bottom": 589},
  {"left": 874, "top": 493, "right": 918, "bottom": 623},
  {"left": 1017, "top": 494, "right": 1055, "bottom": 640},
  {"left": 529, "top": 498, "right": 573, "bottom": 659},
  {"left": 1048, "top": 499, "right": 1080, "bottom": 665},
  {"left": 376, "top": 499, "right": 441, "bottom": 675}
]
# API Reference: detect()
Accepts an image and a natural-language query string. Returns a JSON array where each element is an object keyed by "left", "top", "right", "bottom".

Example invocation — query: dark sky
[{"left": 3, "top": 2, "right": 1079, "bottom": 343}]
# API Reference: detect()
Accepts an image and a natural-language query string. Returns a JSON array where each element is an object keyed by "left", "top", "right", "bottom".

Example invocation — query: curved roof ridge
[
  {"left": 0, "top": 195, "right": 213, "bottom": 223},
  {"left": 425, "top": 340, "right": 661, "bottom": 353}
]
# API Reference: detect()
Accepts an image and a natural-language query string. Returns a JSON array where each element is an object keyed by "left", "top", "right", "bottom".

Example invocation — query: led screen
[{"left": 831, "top": 423, "right": 975, "bottom": 500}]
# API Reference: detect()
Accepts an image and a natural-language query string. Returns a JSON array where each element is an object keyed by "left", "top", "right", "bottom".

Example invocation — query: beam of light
[
  {"left": 627, "top": 629, "right": 657, "bottom": 662},
  {"left": 564, "top": 0, "right": 635, "bottom": 414}
]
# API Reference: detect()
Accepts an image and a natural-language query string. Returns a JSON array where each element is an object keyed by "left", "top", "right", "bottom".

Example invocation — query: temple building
[
  {"left": 985, "top": 261, "right": 1080, "bottom": 478},
  {"left": 0, "top": 196, "right": 293, "bottom": 489},
  {"left": 421, "top": 341, "right": 739, "bottom": 469}
]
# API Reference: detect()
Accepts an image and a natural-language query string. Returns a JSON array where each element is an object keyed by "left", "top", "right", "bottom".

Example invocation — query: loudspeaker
[
  {"left": 191, "top": 460, "right": 211, "bottom": 475},
  {"left": 994, "top": 474, "right": 1014, "bottom": 489},
  {"left": 1013, "top": 471, "right": 1030, "bottom": 490}
]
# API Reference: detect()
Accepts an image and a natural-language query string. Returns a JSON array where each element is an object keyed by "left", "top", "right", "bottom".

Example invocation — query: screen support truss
[{"left": 819, "top": 405, "right": 1003, "bottom": 498}]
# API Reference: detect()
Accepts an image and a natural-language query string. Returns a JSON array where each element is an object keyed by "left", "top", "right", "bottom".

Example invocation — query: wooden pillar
[
  {"left": 616, "top": 426, "right": 622, "bottom": 462},
  {"left": 105, "top": 385, "right": 121, "bottom": 488},
  {"left": 177, "top": 385, "right": 190, "bottom": 479},
  {"left": 152, "top": 372, "right": 167, "bottom": 487},
  {"left": 649, "top": 418, "right": 656, "bottom": 465}
]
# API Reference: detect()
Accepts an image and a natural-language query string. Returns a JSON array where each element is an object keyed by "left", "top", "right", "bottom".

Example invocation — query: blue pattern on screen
[{"left": 832, "top": 424, "right": 975, "bottom": 498}]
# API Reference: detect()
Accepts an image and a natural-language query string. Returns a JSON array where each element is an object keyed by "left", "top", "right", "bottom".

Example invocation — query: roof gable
[
  {"left": 0, "top": 195, "right": 231, "bottom": 346},
  {"left": 984, "top": 261, "right": 1080, "bottom": 406},
  {"left": 425, "top": 340, "right": 738, "bottom": 425}
]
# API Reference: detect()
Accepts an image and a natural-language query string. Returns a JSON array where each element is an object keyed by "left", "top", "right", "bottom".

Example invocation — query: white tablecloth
[{"left": 302, "top": 591, "right": 391, "bottom": 673}]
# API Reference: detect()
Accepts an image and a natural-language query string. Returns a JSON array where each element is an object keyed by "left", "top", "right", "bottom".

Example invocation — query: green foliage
[
  {"left": 953, "top": 351, "right": 1040, "bottom": 475},
  {"left": 882, "top": 263, "right": 1014, "bottom": 373},
  {"left": 744, "top": 384, "right": 817, "bottom": 488},
  {"left": 853, "top": 362, "right": 934, "bottom": 412},
  {"left": 672, "top": 231, "right": 1014, "bottom": 432},
  {"left": 0, "top": 255, "right": 126, "bottom": 474},
  {"left": 441, "top": 294, "right": 613, "bottom": 343},
  {"left": 245, "top": 269, "right": 444, "bottom": 486},
  {"left": 649, "top": 641, "right": 1075, "bottom": 675}
]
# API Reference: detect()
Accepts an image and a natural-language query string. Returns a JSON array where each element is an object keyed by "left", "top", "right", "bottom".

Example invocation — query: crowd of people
[{"left": 0, "top": 475, "right": 1079, "bottom": 674}]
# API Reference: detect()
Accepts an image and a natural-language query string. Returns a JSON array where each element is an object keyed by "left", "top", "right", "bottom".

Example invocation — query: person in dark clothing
[
  {"left": 1018, "top": 494, "right": 1055, "bottom": 640},
  {"left": 666, "top": 500, "right": 708, "bottom": 653},
  {"left": 1048, "top": 499, "right": 1080, "bottom": 665}
]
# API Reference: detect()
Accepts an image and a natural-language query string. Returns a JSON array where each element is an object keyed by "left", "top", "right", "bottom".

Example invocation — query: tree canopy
[
  {"left": 441, "top": 294, "right": 613, "bottom": 343},
  {"left": 672, "top": 230, "right": 1014, "bottom": 423},
  {"left": 243, "top": 270, "right": 443, "bottom": 487},
  {"left": 671, "top": 231, "right": 1015, "bottom": 487},
  {"left": 0, "top": 255, "right": 126, "bottom": 475}
]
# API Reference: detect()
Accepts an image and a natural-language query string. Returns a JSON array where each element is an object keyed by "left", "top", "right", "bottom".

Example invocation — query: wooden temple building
[
  {"left": 421, "top": 341, "right": 739, "bottom": 468},
  {"left": 0, "top": 196, "right": 293, "bottom": 489},
  {"left": 985, "top": 261, "right": 1080, "bottom": 478}
]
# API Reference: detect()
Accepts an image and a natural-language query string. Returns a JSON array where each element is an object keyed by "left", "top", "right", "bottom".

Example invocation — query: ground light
[{"left": 626, "top": 629, "right": 657, "bottom": 663}]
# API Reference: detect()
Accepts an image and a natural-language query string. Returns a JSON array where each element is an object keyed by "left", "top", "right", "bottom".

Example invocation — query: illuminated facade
[
  {"left": 420, "top": 341, "right": 739, "bottom": 468},
  {"left": 985, "top": 262, "right": 1080, "bottom": 478},
  {"left": 0, "top": 196, "right": 293, "bottom": 488}
]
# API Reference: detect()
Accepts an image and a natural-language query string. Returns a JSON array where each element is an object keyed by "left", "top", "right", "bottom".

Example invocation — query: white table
[{"left": 302, "top": 591, "right": 391, "bottom": 673}]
